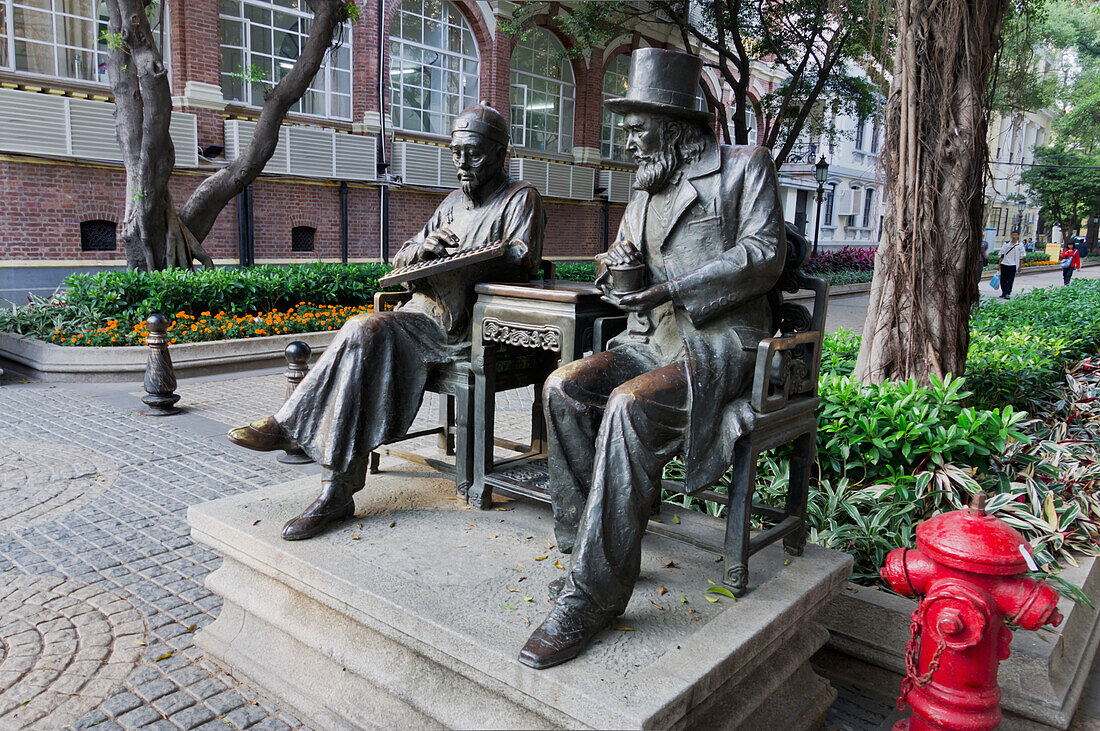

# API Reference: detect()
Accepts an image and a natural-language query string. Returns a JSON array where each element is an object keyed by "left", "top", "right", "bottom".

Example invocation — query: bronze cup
[{"left": 609, "top": 264, "right": 646, "bottom": 296}]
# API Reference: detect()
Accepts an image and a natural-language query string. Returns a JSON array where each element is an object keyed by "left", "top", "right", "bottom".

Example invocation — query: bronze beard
[
  {"left": 460, "top": 143, "right": 507, "bottom": 200},
  {"left": 633, "top": 116, "right": 711, "bottom": 193}
]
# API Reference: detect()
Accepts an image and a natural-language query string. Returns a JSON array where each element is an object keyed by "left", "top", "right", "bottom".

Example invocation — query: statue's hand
[
  {"left": 604, "top": 239, "right": 642, "bottom": 267},
  {"left": 611, "top": 281, "right": 673, "bottom": 312},
  {"left": 420, "top": 228, "right": 460, "bottom": 260}
]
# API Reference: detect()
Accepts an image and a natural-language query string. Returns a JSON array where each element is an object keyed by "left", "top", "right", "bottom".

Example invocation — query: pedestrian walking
[
  {"left": 980, "top": 240, "right": 989, "bottom": 269},
  {"left": 999, "top": 230, "right": 1024, "bottom": 298},
  {"left": 1061, "top": 241, "right": 1082, "bottom": 285}
]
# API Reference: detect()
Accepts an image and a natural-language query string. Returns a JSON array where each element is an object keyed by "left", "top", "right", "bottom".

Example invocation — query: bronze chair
[
  {"left": 601, "top": 276, "right": 828, "bottom": 597},
  {"left": 368, "top": 261, "right": 558, "bottom": 498}
]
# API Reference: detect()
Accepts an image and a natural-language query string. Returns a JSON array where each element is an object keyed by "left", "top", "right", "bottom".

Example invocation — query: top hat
[
  {"left": 605, "top": 48, "right": 714, "bottom": 123},
  {"left": 452, "top": 102, "right": 509, "bottom": 148}
]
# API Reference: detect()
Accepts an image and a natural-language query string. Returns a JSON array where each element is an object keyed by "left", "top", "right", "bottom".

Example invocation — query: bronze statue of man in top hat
[
  {"left": 227, "top": 103, "right": 545, "bottom": 541},
  {"left": 518, "top": 48, "right": 787, "bottom": 669}
]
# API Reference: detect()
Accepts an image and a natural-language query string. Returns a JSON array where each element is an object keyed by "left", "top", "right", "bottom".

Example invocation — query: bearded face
[
  {"left": 449, "top": 131, "right": 506, "bottom": 199},
  {"left": 624, "top": 113, "right": 684, "bottom": 193}
]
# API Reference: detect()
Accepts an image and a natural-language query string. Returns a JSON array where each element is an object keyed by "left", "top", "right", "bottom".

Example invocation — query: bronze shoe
[
  {"left": 518, "top": 605, "right": 611, "bottom": 669},
  {"left": 547, "top": 576, "right": 566, "bottom": 601},
  {"left": 281, "top": 495, "right": 355, "bottom": 541},
  {"left": 227, "top": 416, "right": 297, "bottom": 452}
]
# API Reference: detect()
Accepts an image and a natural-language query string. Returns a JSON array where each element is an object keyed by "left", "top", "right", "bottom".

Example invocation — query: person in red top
[{"left": 1061, "top": 241, "right": 1082, "bottom": 285}]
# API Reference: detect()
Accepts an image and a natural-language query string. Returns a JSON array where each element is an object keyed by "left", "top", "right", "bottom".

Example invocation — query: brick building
[{"left": 0, "top": 0, "right": 837, "bottom": 301}]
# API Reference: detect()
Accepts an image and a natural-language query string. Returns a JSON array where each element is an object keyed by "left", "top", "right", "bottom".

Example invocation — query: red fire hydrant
[{"left": 880, "top": 493, "right": 1064, "bottom": 731}]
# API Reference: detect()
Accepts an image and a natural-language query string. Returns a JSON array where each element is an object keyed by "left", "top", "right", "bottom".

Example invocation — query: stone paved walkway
[{"left": 1, "top": 266, "right": 1099, "bottom": 729}]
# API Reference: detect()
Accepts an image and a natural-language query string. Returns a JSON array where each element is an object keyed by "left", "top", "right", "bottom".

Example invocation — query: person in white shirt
[{"left": 999, "top": 230, "right": 1024, "bottom": 298}]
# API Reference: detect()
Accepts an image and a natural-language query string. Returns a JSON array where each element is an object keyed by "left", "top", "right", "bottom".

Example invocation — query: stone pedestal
[{"left": 189, "top": 466, "right": 852, "bottom": 729}]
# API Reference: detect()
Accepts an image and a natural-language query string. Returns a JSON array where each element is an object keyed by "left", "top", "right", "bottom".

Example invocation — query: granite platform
[{"left": 188, "top": 465, "right": 852, "bottom": 729}]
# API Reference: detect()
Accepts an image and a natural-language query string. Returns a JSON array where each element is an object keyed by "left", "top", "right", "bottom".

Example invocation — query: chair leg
[
  {"left": 783, "top": 429, "right": 815, "bottom": 557},
  {"left": 439, "top": 393, "right": 456, "bottom": 455},
  {"left": 469, "top": 347, "right": 497, "bottom": 510},
  {"left": 529, "top": 374, "right": 547, "bottom": 454},
  {"left": 368, "top": 451, "right": 380, "bottom": 474},
  {"left": 453, "top": 380, "right": 473, "bottom": 498},
  {"left": 724, "top": 439, "right": 756, "bottom": 597}
]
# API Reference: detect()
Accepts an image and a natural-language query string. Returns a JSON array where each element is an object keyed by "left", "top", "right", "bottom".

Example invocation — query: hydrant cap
[{"left": 917, "top": 504, "right": 1033, "bottom": 576}]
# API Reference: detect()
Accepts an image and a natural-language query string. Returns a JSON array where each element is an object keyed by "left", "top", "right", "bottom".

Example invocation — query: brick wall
[{"left": 1, "top": 0, "right": 652, "bottom": 267}]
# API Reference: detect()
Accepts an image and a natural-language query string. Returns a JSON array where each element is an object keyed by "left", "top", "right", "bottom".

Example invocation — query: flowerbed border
[{"left": 0, "top": 329, "right": 338, "bottom": 382}]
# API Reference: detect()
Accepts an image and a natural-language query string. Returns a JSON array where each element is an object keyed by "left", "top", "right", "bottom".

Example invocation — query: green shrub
[
  {"left": 63, "top": 263, "right": 394, "bottom": 324},
  {"left": 553, "top": 261, "right": 597, "bottom": 281}
]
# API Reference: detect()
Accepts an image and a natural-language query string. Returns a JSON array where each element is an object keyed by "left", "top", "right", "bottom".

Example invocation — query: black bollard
[
  {"left": 142, "top": 313, "right": 181, "bottom": 416},
  {"left": 276, "top": 341, "right": 314, "bottom": 464}
]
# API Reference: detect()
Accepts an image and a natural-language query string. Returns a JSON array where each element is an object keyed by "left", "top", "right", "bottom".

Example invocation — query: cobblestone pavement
[{"left": 0, "top": 372, "right": 537, "bottom": 730}]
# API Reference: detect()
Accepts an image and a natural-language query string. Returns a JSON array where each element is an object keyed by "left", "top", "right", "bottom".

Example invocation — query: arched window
[
  {"left": 389, "top": 0, "right": 479, "bottom": 136},
  {"left": 510, "top": 28, "right": 574, "bottom": 153},
  {"left": 728, "top": 106, "right": 759, "bottom": 145},
  {"left": 291, "top": 225, "right": 316, "bottom": 252},
  {"left": 220, "top": 0, "right": 353, "bottom": 120},
  {"left": 600, "top": 54, "right": 629, "bottom": 162},
  {"left": 80, "top": 219, "right": 116, "bottom": 251},
  {"left": 3, "top": 1, "right": 111, "bottom": 82}
]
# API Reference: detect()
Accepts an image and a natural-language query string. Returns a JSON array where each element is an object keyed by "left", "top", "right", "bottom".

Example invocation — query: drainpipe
[
  {"left": 340, "top": 181, "right": 349, "bottom": 263},
  {"left": 377, "top": 0, "right": 391, "bottom": 262},
  {"left": 236, "top": 184, "right": 254, "bottom": 268}
]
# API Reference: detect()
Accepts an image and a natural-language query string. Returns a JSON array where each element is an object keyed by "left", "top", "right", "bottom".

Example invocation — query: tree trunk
[
  {"left": 854, "top": 0, "right": 1008, "bottom": 385},
  {"left": 103, "top": 0, "right": 348, "bottom": 270}
]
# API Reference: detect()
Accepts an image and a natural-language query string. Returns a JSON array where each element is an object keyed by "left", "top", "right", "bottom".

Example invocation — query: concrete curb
[{"left": 0, "top": 329, "right": 338, "bottom": 382}]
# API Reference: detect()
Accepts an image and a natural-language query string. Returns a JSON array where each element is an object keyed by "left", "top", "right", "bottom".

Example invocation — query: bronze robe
[{"left": 276, "top": 176, "right": 544, "bottom": 473}]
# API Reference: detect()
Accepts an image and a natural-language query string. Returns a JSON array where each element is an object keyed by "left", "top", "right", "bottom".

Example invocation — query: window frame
[
  {"left": 388, "top": 0, "right": 480, "bottom": 137},
  {"left": 823, "top": 182, "right": 836, "bottom": 227},
  {"left": 600, "top": 52, "right": 629, "bottom": 162},
  {"left": 509, "top": 27, "right": 575, "bottom": 154},
  {"left": 219, "top": 0, "right": 353, "bottom": 121},
  {"left": 2, "top": 0, "right": 114, "bottom": 85},
  {"left": 862, "top": 187, "right": 875, "bottom": 228}
]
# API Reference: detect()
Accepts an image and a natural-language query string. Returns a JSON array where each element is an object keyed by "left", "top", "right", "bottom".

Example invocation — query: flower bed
[{"left": 41, "top": 304, "right": 373, "bottom": 347}]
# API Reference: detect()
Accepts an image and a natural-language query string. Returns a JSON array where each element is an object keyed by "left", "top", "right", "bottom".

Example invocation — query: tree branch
[{"left": 180, "top": 0, "right": 349, "bottom": 242}]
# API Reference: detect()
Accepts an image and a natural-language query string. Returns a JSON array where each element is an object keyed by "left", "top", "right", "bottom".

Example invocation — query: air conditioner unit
[
  {"left": 511, "top": 157, "right": 594, "bottom": 201},
  {"left": 224, "top": 119, "right": 377, "bottom": 181},
  {"left": 599, "top": 169, "right": 636, "bottom": 204},
  {"left": 391, "top": 140, "right": 459, "bottom": 188},
  {"left": 847, "top": 186, "right": 864, "bottom": 218},
  {"left": 0, "top": 88, "right": 198, "bottom": 167}
]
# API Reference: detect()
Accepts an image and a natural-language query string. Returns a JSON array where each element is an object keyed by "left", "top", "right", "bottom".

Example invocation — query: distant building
[
  {"left": 0, "top": 0, "right": 890, "bottom": 303},
  {"left": 985, "top": 108, "right": 1056, "bottom": 251}
]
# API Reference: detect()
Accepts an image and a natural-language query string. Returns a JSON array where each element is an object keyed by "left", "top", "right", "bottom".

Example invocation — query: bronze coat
[{"left": 614, "top": 140, "right": 786, "bottom": 493}]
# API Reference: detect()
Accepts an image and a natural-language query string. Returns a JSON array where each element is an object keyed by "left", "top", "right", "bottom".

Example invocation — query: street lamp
[
  {"left": 812, "top": 155, "right": 829, "bottom": 258},
  {"left": 1016, "top": 199, "right": 1026, "bottom": 233}
]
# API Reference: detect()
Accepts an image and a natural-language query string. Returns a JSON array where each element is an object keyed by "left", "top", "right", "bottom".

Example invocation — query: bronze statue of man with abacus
[{"left": 227, "top": 103, "right": 545, "bottom": 541}]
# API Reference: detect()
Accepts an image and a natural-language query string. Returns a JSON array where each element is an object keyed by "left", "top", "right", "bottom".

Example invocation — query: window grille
[
  {"left": 219, "top": 0, "right": 352, "bottom": 120},
  {"left": 388, "top": 0, "right": 479, "bottom": 136},
  {"left": 80, "top": 219, "right": 116, "bottom": 251},
  {"left": 291, "top": 225, "right": 315, "bottom": 252},
  {"left": 862, "top": 188, "right": 875, "bottom": 228}
]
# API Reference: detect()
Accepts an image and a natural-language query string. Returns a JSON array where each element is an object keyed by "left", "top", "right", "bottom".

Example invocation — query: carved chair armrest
[
  {"left": 751, "top": 331, "right": 823, "bottom": 414},
  {"left": 374, "top": 290, "right": 412, "bottom": 312},
  {"left": 593, "top": 316, "right": 628, "bottom": 354},
  {"left": 538, "top": 259, "right": 557, "bottom": 280}
]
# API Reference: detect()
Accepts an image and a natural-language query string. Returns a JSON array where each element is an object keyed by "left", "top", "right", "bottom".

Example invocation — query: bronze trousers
[
  {"left": 544, "top": 344, "right": 689, "bottom": 618},
  {"left": 276, "top": 309, "right": 453, "bottom": 474}
]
